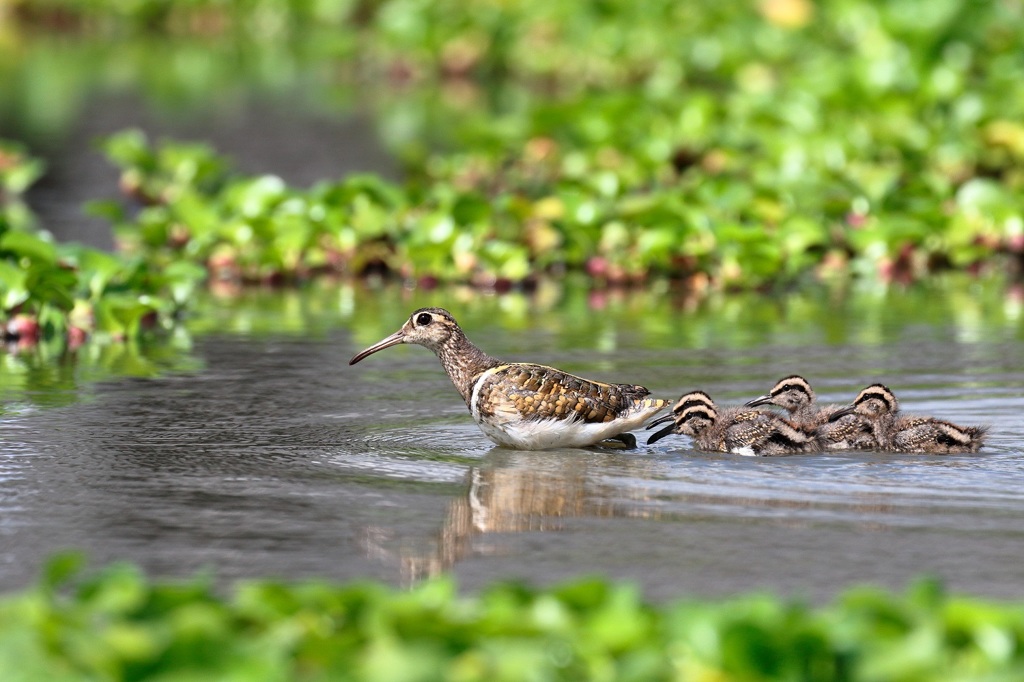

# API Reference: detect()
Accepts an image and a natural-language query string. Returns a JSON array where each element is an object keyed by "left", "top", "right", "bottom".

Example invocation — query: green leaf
[
  {"left": 73, "top": 248, "right": 125, "bottom": 300},
  {"left": 0, "top": 260, "right": 29, "bottom": 310},
  {"left": 0, "top": 230, "right": 58, "bottom": 265},
  {"left": 25, "top": 264, "right": 77, "bottom": 311},
  {"left": 100, "top": 128, "right": 155, "bottom": 170}
]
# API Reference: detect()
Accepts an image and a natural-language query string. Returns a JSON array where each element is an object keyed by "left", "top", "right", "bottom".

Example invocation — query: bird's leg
[{"left": 598, "top": 432, "right": 637, "bottom": 449}]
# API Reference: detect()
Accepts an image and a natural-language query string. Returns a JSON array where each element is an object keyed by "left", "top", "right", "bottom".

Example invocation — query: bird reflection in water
[{"left": 360, "top": 451, "right": 663, "bottom": 584}]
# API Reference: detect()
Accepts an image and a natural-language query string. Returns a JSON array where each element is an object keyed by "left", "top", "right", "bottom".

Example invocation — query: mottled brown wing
[
  {"left": 894, "top": 415, "right": 935, "bottom": 429},
  {"left": 890, "top": 424, "right": 940, "bottom": 452},
  {"left": 729, "top": 409, "right": 767, "bottom": 423},
  {"left": 818, "top": 414, "right": 874, "bottom": 447},
  {"left": 475, "top": 364, "right": 657, "bottom": 424},
  {"left": 892, "top": 419, "right": 987, "bottom": 453},
  {"left": 722, "top": 411, "right": 779, "bottom": 449}
]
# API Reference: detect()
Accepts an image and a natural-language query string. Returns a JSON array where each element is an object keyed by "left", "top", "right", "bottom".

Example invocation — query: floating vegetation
[
  {"left": 2, "top": 556, "right": 1024, "bottom": 681},
  {"left": 3, "top": 0, "right": 1024, "bottom": 342},
  {"left": 0, "top": 138, "right": 206, "bottom": 346}
]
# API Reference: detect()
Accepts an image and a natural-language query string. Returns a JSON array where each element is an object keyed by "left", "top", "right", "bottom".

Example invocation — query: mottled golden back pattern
[{"left": 475, "top": 364, "right": 664, "bottom": 424}]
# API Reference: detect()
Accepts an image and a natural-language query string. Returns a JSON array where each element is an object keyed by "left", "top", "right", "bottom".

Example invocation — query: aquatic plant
[
  {"left": 97, "top": 112, "right": 1024, "bottom": 292},
  {"left": 76, "top": 0, "right": 1024, "bottom": 287},
  {"left": 5, "top": 0, "right": 1024, "bottom": 343},
  {"left": 6, "top": 1, "right": 1024, "bottom": 286},
  {"left": 2, "top": 555, "right": 1024, "bottom": 681},
  {"left": 0, "top": 139, "right": 207, "bottom": 345},
  {"left": 0, "top": 227, "right": 206, "bottom": 346}
]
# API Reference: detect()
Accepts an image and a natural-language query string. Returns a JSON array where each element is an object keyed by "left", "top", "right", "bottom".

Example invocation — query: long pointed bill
[
  {"left": 349, "top": 330, "right": 407, "bottom": 365},
  {"left": 646, "top": 421, "right": 677, "bottom": 445},
  {"left": 646, "top": 414, "right": 674, "bottom": 429},
  {"left": 744, "top": 394, "right": 771, "bottom": 407}
]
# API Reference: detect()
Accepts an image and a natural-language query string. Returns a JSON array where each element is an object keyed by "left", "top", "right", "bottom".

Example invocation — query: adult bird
[{"left": 349, "top": 307, "right": 667, "bottom": 450}]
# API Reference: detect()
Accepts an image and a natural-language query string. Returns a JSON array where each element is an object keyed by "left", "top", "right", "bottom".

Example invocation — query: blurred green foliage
[
  {"left": 4, "top": 0, "right": 1024, "bottom": 338},
  {"left": 66, "top": 0, "right": 1024, "bottom": 289},
  {"left": 0, "top": 137, "right": 207, "bottom": 343},
  {"left": 0, "top": 139, "right": 44, "bottom": 232},
  {"left": 2, "top": 556, "right": 1024, "bottom": 681}
]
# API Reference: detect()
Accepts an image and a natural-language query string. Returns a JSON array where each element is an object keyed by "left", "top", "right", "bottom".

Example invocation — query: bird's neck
[
  {"left": 434, "top": 333, "right": 502, "bottom": 404},
  {"left": 794, "top": 403, "right": 820, "bottom": 422},
  {"left": 871, "top": 414, "right": 895, "bottom": 441}
]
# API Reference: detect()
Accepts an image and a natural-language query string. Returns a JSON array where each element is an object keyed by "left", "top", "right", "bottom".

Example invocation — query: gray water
[{"left": 2, "top": 280, "right": 1023, "bottom": 602}]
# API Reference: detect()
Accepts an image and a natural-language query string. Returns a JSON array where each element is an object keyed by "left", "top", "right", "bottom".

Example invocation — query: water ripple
[{"left": 2, "top": 310, "right": 1024, "bottom": 599}]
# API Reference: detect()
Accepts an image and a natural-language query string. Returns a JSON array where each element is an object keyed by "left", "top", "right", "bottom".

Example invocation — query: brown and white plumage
[
  {"left": 745, "top": 375, "right": 842, "bottom": 433},
  {"left": 890, "top": 419, "right": 988, "bottom": 453},
  {"left": 823, "top": 383, "right": 988, "bottom": 454},
  {"left": 815, "top": 411, "right": 880, "bottom": 450},
  {"left": 349, "top": 307, "right": 667, "bottom": 450},
  {"left": 820, "top": 383, "right": 898, "bottom": 450},
  {"left": 647, "top": 391, "right": 818, "bottom": 456}
]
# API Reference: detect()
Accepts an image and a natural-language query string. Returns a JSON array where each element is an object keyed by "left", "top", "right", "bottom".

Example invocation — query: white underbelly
[{"left": 475, "top": 407, "right": 662, "bottom": 450}]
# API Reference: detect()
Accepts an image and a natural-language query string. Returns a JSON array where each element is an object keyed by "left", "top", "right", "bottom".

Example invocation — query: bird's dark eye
[{"left": 416, "top": 312, "right": 433, "bottom": 326}]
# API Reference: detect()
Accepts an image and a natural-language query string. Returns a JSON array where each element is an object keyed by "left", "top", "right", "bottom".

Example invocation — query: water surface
[{"left": 1, "top": 279, "right": 1023, "bottom": 601}]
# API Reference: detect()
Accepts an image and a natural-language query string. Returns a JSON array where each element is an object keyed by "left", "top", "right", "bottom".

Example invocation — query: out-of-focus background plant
[
  {"left": 4, "top": 556, "right": 1024, "bottom": 682},
  {"left": 2, "top": 0, "right": 1024, "bottom": 343}
]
